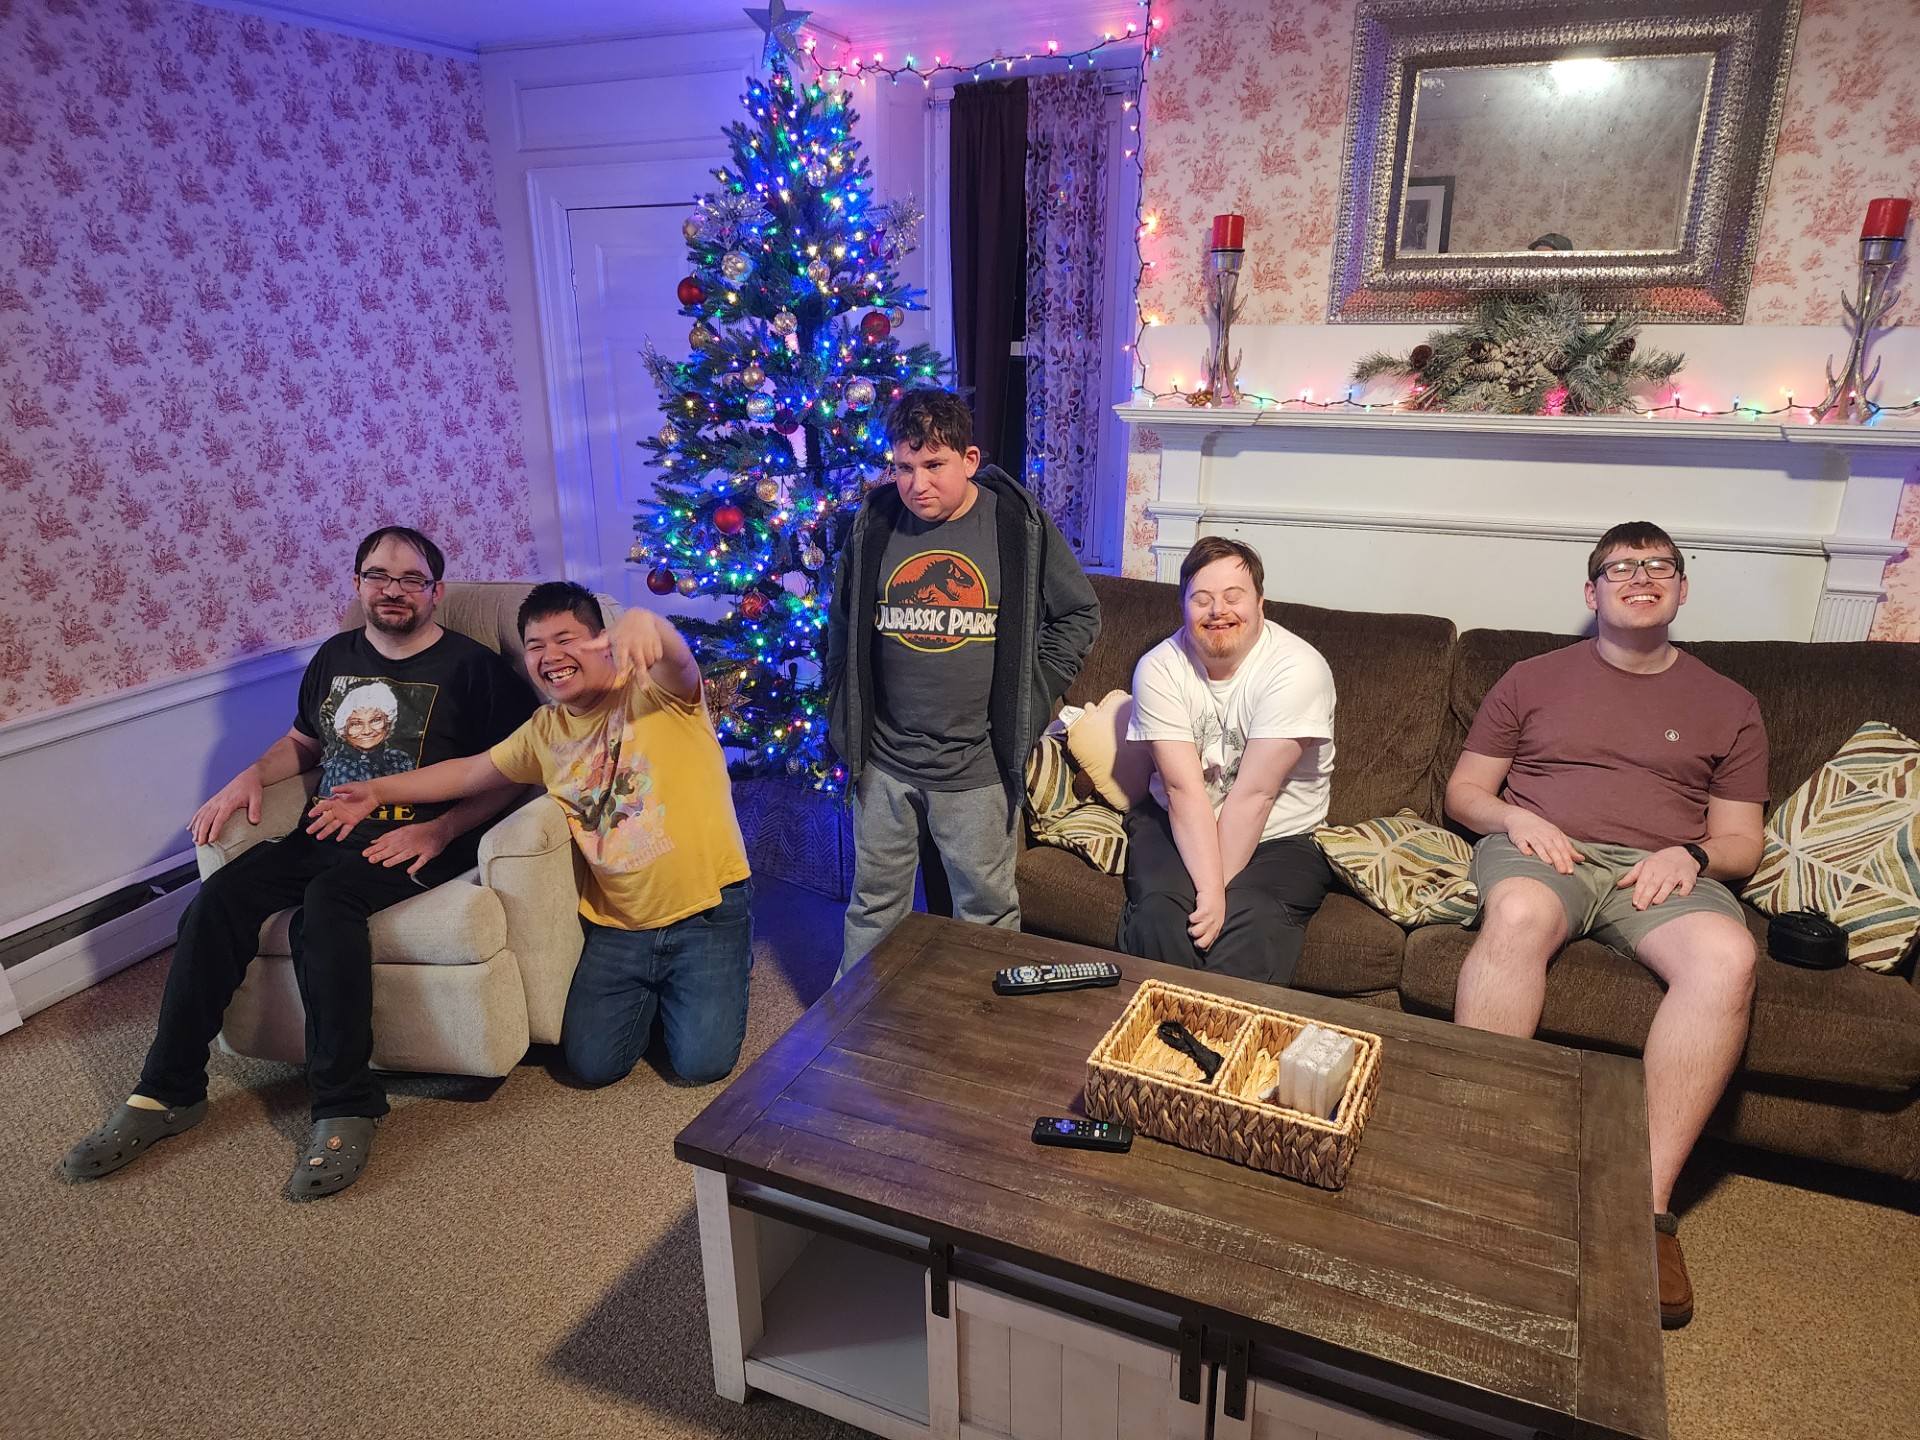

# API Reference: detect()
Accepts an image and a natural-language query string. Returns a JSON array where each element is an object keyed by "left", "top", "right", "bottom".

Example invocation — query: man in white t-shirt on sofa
[{"left": 1117, "top": 537, "right": 1337, "bottom": 985}]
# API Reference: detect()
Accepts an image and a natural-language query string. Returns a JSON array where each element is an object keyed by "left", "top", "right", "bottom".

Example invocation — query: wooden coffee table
[{"left": 676, "top": 914, "right": 1666, "bottom": 1440}]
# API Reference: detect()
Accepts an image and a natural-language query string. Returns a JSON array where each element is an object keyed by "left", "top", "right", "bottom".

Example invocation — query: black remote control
[
  {"left": 993, "top": 961, "right": 1123, "bottom": 996},
  {"left": 1031, "top": 1116, "right": 1133, "bottom": 1152}
]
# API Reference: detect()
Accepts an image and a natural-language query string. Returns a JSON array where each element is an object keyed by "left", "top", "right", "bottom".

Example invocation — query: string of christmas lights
[
  {"left": 786, "top": 1, "right": 1162, "bottom": 398},
  {"left": 1132, "top": 384, "right": 1920, "bottom": 424}
]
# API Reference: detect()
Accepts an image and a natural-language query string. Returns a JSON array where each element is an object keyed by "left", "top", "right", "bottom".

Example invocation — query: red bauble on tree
[
  {"left": 677, "top": 276, "right": 706, "bottom": 307},
  {"left": 646, "top": 566, "right": 676, "bottom": 595},
  {"left": 712, "top": 504, "right": 746, "bottom": 535},
  {"left": 739, "top": 590, "right": 769, "bottom": 620},
  {"left": 860, "top": 310, "right": 891, "bottom": 343}
]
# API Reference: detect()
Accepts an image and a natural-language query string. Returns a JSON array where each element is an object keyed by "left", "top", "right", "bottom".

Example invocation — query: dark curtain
[{"left": 950, "top": 79, "right": 1028, "bottom": 470}]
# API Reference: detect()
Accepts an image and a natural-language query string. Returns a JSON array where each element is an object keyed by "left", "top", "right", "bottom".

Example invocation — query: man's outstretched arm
[
  {"left": 355, "top": 775, "right": 532, "bottom": 874},
  {"left": 306, "top": 752, "right": 512, "bottom": 842}
]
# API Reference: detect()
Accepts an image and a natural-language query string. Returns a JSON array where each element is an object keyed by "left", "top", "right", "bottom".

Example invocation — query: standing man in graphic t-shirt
[
  {"left": 61, "top": 527, "right": 536, "bottom": 1201},
  {"left": 1119, "top": 537, "right": 1337, "bottom": 985},
  {"left": 308, "top": 582, "right": 754, "bottom": 1089},
  {"left": 827, "top": 388, "right": 1100, "bottom": 979},
  {"left": 1447, "top": 520, "right": 1769, "bottom": 1330}
]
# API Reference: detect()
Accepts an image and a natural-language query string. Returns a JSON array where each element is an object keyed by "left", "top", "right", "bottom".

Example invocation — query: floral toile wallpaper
[
  {"left": 0, "top": 0, "right": 540, "bottom": 726},
  {"left": 1124, "top": 0, "right": 1920, "bottom": 638}
]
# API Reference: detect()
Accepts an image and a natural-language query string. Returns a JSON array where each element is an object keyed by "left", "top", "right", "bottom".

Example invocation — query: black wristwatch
[{"left": 1682, "top": 842, "right": 1710, "bottom": 874}]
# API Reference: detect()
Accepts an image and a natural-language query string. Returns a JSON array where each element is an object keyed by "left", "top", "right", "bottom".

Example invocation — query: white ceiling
[{"left": 200, "top": 0, "right": 1145, "bottom": 60}]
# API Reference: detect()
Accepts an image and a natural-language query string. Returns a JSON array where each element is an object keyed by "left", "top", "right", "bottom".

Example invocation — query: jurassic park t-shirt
[
  {"left": 489, "top": 674, "right": 750, "bottom": 931},
  {"left": 869, "top": 486, "right": 1001, "bottom": 791}
]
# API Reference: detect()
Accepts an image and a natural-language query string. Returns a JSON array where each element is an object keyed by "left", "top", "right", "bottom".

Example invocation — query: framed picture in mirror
[{"left": 1398, "top": 176, "right": 1454, "bottom": 255}]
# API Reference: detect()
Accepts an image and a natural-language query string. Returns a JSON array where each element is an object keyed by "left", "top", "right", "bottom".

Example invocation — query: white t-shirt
[{"left": 1127, "top": 620, "right": 1336, "bottom": 842}]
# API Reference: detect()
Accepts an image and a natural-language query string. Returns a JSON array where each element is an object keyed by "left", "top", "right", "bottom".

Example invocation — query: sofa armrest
[
  {"left": 478, "top": 794, "right": 583, "bottom": 1046},
  {"left": 196, "top": 772, "right": 319, "bottom": 879}
]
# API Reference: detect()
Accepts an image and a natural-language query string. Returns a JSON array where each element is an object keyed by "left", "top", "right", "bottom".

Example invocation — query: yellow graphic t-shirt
[{"left": 490, "top": 676, "right": 749, "bottom": 931}]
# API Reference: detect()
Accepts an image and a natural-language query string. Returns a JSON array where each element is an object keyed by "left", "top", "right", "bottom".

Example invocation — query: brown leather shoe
[{"left": 1654, "top": 1212, "right": 1692, "bottom": 1329}]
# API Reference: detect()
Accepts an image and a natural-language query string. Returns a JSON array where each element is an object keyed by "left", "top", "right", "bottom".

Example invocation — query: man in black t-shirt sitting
[{"left": 61, "top": 527, "right": 536, "bottom": 1201}]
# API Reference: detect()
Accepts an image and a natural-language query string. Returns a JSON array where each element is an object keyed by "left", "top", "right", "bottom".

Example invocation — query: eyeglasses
[
  {"left": 1594, "top": 557, "right": 1681, "bottom": 584},
  {"left": 357, "top": 569, "right": 434, "bottom": 593}
]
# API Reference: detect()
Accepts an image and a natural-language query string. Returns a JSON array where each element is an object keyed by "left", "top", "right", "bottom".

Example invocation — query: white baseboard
[{"left": 7, "top": 881, "right": 199, "bottom": 1023}]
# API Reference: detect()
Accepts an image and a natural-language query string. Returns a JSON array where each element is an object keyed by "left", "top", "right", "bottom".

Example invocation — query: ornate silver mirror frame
[{"left": 1329, "top": 0, "right": 1802, "bottom": 323}]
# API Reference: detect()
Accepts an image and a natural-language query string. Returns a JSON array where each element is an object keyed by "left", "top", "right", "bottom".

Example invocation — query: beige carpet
[{"left": 3, "top": 877, "right": 1914, "bottom": 1440}]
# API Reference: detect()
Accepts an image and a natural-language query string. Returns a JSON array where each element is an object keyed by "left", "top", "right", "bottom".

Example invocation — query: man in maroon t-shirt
[{"left": 1446, "top": 521, "right": 1768, "bottom": 1331}]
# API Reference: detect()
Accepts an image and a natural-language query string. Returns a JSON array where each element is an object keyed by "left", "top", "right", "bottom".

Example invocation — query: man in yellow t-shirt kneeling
[{"left": 308, "top": 582, "right": 754, "bottom": 1087}]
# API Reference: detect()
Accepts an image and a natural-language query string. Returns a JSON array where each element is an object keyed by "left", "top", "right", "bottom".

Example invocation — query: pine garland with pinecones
[{"left": 1352, "top": 292, "right": 1683, "bottom": 415}]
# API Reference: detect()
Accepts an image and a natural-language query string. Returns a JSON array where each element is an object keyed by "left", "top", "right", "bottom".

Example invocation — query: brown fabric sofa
[{"left": 1018, "top": 574, "right": 1920, "bottom": 1181}]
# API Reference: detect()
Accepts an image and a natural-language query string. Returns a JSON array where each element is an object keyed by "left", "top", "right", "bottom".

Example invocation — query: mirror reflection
[{"left": 1399, "top": 54, "right": 1713, "bottom": 257}]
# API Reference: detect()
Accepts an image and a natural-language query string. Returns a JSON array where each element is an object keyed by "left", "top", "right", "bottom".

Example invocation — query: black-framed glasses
[
  {"left": 357, "top": 569, "right": 434, "bottom": 593},
  {"left": 1594, "top": 557, "right": 1681, "bottom": 584}
]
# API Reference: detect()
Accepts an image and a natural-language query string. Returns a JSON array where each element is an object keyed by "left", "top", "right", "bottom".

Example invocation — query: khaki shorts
[{"left": 1469, "top": 833, "right": 1747, "bottom": 956}]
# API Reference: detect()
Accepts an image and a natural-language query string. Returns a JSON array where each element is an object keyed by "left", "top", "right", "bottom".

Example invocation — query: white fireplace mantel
[{"left": 1116, "top": 404, "right": 1920, "bottom": 642}]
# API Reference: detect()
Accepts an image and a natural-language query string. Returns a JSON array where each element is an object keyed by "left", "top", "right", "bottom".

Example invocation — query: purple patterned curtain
[{"left": 1023, "top": 71, "right": 1108, "bottom": 556}]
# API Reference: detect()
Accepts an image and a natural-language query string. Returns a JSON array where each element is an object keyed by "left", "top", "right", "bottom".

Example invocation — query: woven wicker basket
[{"left": 1085, "top": 979, "right": 1383, "bottom": 1190}]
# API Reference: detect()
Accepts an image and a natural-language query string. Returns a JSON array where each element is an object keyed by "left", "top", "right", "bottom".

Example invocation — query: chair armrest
[
  {"left": 478, "top": 793, "right": 584, "bottom": 1046},
  {"left": 196, "top": 772, "right": 319, "bottom": 879}
]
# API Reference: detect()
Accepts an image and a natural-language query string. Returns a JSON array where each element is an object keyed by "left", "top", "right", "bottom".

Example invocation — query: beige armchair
[{"left": 204, "top": 581, "right": 601, "bottom": 1078}]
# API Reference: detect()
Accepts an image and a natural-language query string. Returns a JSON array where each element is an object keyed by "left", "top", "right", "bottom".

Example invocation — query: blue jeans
[{"left": 563, "top": 879, "right": 755, "bottom": 1087}]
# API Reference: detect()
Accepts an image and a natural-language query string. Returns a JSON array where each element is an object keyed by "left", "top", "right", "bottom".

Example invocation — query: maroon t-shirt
[{"left": 1462, "top": 640, "right": 1769, "bottom": 851}]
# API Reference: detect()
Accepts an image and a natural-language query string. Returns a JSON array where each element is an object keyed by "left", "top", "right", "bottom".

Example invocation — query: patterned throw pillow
[
  {"left": 1744, "top": 721, "right": 1920, "bottom": 972},
  {"left": 1031, "top": 801, "right": 1128, "bottom": 875},
  {"left": 1315, "top": 810, "right": 1479, "bottom": 927},
  {"left": 1024, "top": 731, "right": 1078, "bottom": 823}
]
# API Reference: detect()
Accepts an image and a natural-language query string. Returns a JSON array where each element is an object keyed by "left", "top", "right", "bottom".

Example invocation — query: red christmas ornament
[
  {"left": 740, "top": 591, "right": 769, "bottom": 620},
  {"left": 860, "top": 310, "right": 891, "bottom": 342},
  {"left": 773, "top": 410, "right": 799, "bottom": 434},
  {"left": 646, "top": 567, "right": 676, "bottom": 595},
  {"left": 677, "top": 276, "right": 706, "bottom": 306},
  {"left": 712, "top": 504, "right": 746, "bottom": 535}
]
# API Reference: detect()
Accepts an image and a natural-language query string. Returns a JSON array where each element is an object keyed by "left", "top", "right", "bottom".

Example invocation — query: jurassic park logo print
[{"left": 876, "top": 550, "right": 998, "bottom": 654}]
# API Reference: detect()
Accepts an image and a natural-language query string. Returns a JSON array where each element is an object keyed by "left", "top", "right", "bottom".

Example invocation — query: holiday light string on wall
[
  {"left": 1128, "top": 383, "right": 1920, "bottom": 424},
  {"left": 786, "top": 0, "right": 1162, "bottom": 399}
]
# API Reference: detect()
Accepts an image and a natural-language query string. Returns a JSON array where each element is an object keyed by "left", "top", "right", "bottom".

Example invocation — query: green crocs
[
  {"left": 287, "top": 1116, "right": 380, "bottom": 1202},
  {"left": 60, "top": 1100, "right": 208, "bottom": 1182}
]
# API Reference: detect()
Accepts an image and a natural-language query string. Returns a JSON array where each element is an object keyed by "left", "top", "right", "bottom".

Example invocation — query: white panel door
[{"left": 565, "top": 203, "right": 693, "bottom": 611}]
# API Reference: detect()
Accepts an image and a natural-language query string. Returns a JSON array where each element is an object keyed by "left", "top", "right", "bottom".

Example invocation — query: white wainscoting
[
  {"left": 1119, "top": 404, "right": 1920, "bottom": 642},
  {"left": 0, "top": 643, "right": 314, "bottom": 1015}
]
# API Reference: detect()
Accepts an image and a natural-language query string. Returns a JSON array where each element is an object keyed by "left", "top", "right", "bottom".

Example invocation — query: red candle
[
  {"left": 1211, "top": 212, "right": 1245, "bottom": 250},
  {"left": 1862, "top": 198, "right": 1911, "bottom": 239}
]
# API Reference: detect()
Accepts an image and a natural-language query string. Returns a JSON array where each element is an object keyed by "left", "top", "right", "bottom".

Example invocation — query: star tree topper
[{"left": 743, "top": 0, "right": 811, "bottom": 68}]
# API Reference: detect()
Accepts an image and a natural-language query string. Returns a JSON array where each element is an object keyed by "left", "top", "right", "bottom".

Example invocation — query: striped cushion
[
  {"left": 1031, "top": 800, "right": 1128, "bottom": 876},
  {"left": 1024, "top": 732, "right": 1078, "bottom": 823},
  {"left": 1315, "top": 810, "right": 1478, "bottom": 927},
  {"left": 1744, "top": 721, "right": 1920, "bottom": 973}
]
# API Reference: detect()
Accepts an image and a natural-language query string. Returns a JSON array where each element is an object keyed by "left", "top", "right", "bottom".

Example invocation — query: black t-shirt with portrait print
[{"left": 292, "top": 627, "right": 538, "bottom": 848}]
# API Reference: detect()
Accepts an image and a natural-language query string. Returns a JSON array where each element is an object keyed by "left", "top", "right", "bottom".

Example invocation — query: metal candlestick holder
[
  {"left": 1815, "top": 232, "right": 1906, "bottom": 423},
  {"left": 1202, "top": 247, "right": 1244, "bottom": 406}
]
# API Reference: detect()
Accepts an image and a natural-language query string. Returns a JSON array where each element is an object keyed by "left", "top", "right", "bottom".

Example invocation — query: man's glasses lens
[
  {"left": 359, "top": 570, "right": 431, "bottom": 593},
  {"left": 1600, "top": 558, "right": 1679, "bottom": 582}
]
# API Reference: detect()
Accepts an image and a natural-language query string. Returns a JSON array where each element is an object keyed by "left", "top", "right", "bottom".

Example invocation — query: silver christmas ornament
[
  {"left": 746, "top": 395, "right": 775, "bottom": 421},
  {"left": 770, "top": 310, "right": 799, "bottom": 336},
  {"left": 741, "top": 363, "right": 766, "bottom": 389},
  {"left": 844, "top": 377, "right": 877, "bottom": 411},
  {"left": 721, "top": 250, "right": 753, "bottom": 282},
  {"left": 805, "top": 259, "right": 832, "bottom": 287},
  {"left": 676, "top": 574, "right": 700, "bottom": 596},
  {"left": 658, "top": 422, "right": 680, "bottom": 446},
  {"left": 805, "top": 161, "right": 829, "bottom": 187}
]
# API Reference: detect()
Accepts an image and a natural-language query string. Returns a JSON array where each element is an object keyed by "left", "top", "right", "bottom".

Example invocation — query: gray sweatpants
[{"left": 837, "top": 764, "right": 1020, "bottom": 979}]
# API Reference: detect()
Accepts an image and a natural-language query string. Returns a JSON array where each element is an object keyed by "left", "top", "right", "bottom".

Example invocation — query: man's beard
[{"left": 367, "top": 601, "right": 423, "bottom": 635}]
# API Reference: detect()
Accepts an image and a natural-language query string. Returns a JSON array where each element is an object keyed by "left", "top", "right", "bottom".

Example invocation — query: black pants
[
  {"left": 1117, "top": 800, "right": 1333, "bottom": 986},
  {"left": 137, "top": 825, "right": 481, "bottom": 1121}
]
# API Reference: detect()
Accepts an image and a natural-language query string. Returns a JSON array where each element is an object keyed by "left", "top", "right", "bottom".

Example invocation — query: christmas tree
[{"left": 633, "top": 47, "right": 945, "bottom": 791}]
